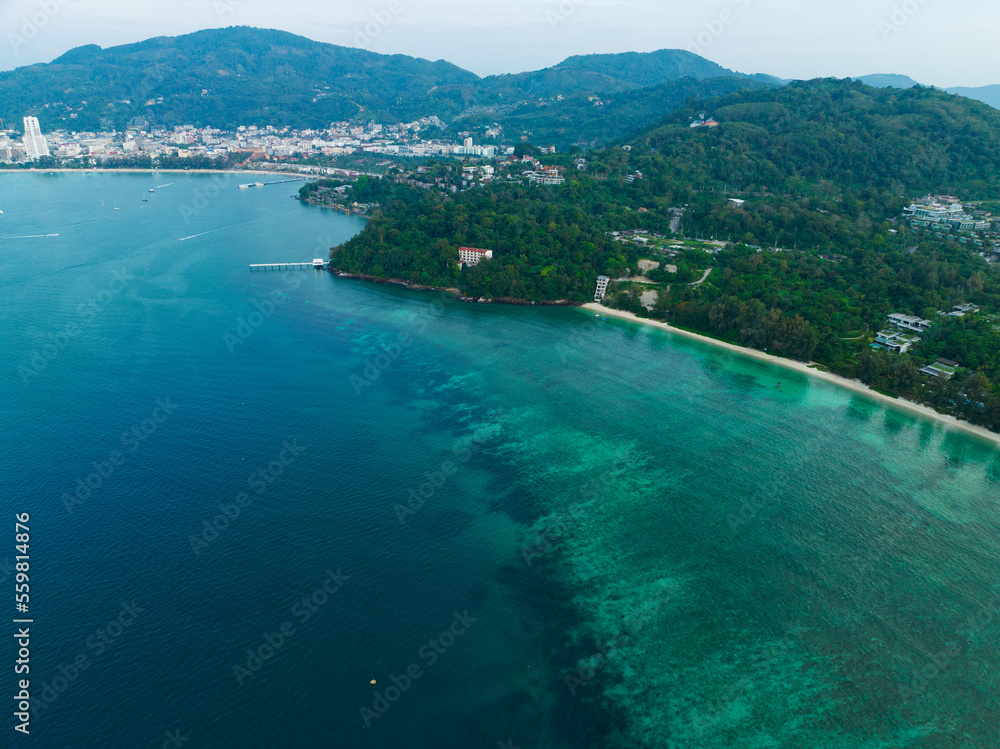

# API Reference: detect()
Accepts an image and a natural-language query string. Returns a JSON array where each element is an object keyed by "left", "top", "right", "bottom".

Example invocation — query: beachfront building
[
  {"left": 874, "top": 330, "right": 921, "bottom": 354},
  {"left": 887, "top": 313, "right": 932, "bottom": 333},
  {"left": 22, "top": 117, "right": 50, "bottom": 160},
  {"left": 594, "top": 276, "right": 610, "bottom": 302},
  {"left": 458, "top": 247, "right": 493, "bottom": 268},
  {"left": 919, "top": 358, "right": 960, "bottom": 380}
]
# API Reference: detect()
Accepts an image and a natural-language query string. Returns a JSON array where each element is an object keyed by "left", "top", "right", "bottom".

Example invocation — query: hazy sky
[{"left": 3, "top": 0, "right": 998, "bottom": 87}]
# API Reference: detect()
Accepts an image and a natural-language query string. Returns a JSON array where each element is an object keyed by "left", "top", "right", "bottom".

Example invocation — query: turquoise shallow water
[{"left": 2, "top": 173, "right": 1000, "bottom": 748}]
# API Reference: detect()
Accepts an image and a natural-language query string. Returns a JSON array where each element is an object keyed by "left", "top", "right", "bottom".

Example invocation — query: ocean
[{"left": 2, "top": 172, "right": 999, "bottom": 748}]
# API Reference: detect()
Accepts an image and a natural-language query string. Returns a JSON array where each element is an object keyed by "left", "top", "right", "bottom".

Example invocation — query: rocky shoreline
[{"left": 328, "top": 269, "right": 580, "bottom": 307}]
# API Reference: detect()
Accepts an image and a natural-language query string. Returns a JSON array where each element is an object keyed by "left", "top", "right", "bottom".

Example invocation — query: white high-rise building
[
  {"left": 23, "top": 117, "right": 50, "bottom": 160},
  {"left": 594, "top": 276, "right": 610, "bottom": 302}
]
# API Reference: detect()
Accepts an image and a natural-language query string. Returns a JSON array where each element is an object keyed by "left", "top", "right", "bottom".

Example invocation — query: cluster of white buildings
[
  {"left": 1, "top": 115, "right": 510, "bottom": 166},
  {"left": 452, "top": 137, "right": 498, "bottom": 158},
  {"left": 903, "top": 196, "right": 991, "bottom": 233},
  {"left": 876, "top": 306, "right": 982, "bottom": 357}
]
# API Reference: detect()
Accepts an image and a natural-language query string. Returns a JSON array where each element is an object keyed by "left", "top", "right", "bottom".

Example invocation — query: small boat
[
  {"left": 142, "top": 195, "right": 148, "bottom": 202},
  {"left": 148, "top": 189, "right": 155, "bottom": 193},
  {"left": 113, "top": 201, "right": 120, "bottom": 211}
]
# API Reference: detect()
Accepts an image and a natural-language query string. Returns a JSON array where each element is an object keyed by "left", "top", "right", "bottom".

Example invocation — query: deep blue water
[{"left": 3, "top": 173, "right": 1000, "bottom": 748}]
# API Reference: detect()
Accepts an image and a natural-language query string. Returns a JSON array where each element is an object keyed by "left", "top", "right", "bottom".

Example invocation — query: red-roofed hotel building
[{"left": 458, "top": 247, "right": 493, "bottom": 268}]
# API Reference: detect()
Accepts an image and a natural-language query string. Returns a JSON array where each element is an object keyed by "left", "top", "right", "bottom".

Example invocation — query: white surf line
[
  {"left": 2, "top": 233, "right": 60, "bottom": 239},
  {"left": 156, "top": 183, "right": 175, "bottom": 188}
]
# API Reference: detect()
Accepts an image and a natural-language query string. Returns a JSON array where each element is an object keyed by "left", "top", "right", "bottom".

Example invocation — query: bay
[{"left": 2, "top": 173, "right": 999, "bottom": 748}]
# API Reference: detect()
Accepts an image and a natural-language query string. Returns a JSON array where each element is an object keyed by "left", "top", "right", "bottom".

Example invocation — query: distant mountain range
[
  {"left": 854, "top": 74, "right": 1000, "bottom": 109},
  {"left": 1, "top": 27, "right": 997, "bottom": 147},
  {"left": 0, "top": 27, "right": 776, "bottom": 138},
  {"left": 853, "top": 74, "right": 922, "bottom": 89},
  {"left": 947, "top": 85, "right": 1000, "bottom": 109}
]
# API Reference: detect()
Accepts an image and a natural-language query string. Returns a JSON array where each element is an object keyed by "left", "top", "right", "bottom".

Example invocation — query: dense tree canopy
[{"left": 326, "top": 79, "right": 1000, "bottom": 430}]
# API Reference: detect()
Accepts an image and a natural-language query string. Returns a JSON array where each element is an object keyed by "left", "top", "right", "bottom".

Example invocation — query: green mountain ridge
[
  {"left": 0, "top": 27, "right": 774, "bottom": 133},
  {"left": 482, "top": 49, "right": 781, "bottom": 98},
  {"left": 446, "top": 76, "right": 774, "bottom": 150},
  {"left": 629, "top": 78, "right": 1000, "bottom": 197}
]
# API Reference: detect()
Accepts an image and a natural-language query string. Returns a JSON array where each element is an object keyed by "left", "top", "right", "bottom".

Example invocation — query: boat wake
[
  {"left": 179, "top": 220, "right": 258, "bottom": 242},
  {"left": 178, "top": 231, "right": 215, "bottom": 241}
]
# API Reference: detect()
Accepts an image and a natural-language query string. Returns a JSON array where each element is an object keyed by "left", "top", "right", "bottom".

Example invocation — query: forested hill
[
  {"left": 0, "top": 27, "right": 773, "bottom": 132},
  {"left": 449, "top": 76, "right": 774, "bottom": 150},
  {"left": 481, "top": 49, "right": 780, "bottom": 99},
  {"left": 625, "top": 79, "right": 1000, "bottom": 198},
  {"left": 0, "top": 27, "right": 477, "bottom": 130},
  {"left": 327, "top": 78, "right": 1000, "bottom": 429},
  {"left": 331, "top": 79, "right": 1000, "bottom": 301}
]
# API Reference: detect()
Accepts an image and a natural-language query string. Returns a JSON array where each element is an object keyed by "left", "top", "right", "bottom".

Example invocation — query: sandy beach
[{"left": 583, "top": 303, "right": 1000, "bottom": 448}]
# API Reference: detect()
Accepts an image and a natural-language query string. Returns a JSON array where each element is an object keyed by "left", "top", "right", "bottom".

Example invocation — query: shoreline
[
  {"left": 583, "top": 303, "right": 1000, "bottom": 448},
  {"left": 330, "top": 270, "right": 578, "bottom": 306},
  {"left": 7, "top": 168, "right": 309, "bottom": 177}
]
